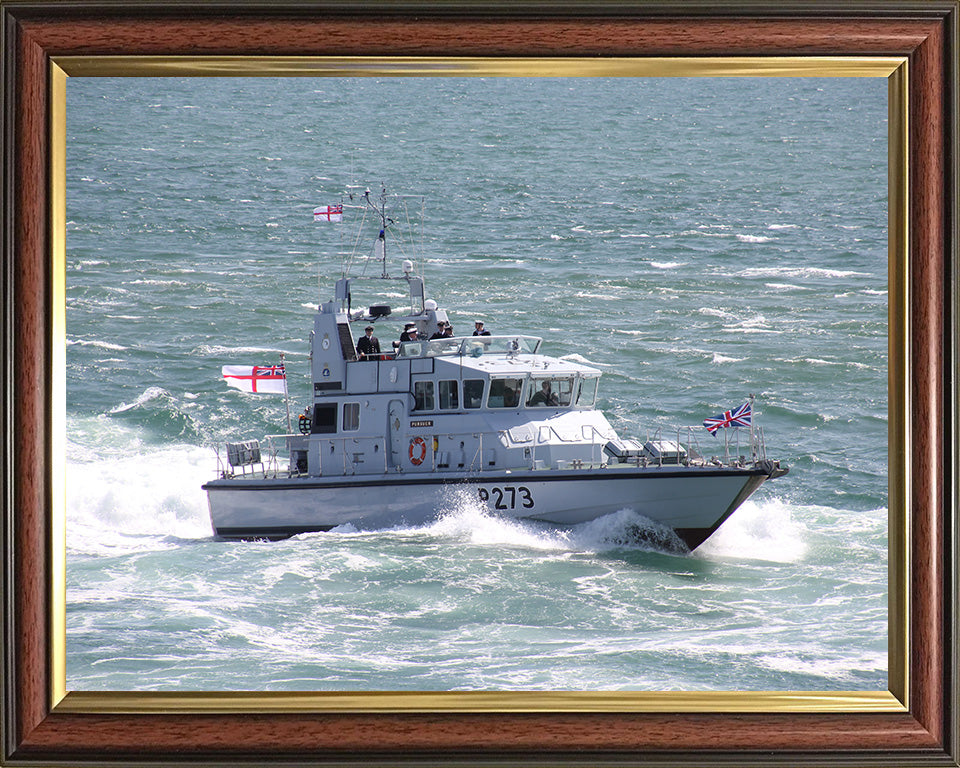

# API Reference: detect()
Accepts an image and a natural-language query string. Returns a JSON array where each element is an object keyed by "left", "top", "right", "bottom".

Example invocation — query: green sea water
[{"left": 65, "top": 76, "right": 888, "bottom": 691}]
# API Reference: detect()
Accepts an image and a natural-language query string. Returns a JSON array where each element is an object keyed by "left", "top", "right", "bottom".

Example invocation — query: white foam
[
  {"left": 711, "top": 353, "right": 744, "bottom": 364},
  {"left": 735, "top": 234, "right": 772, "bottom": 243},
  {"left": 763, "top": 283, "right": 803, "bottom": 291},
  {"left": 67, "top": 444, "right": 215, "bottom": 556},
  {"left": 559, "top": 353, "right": 601, "bottom": 366},
  {"left": 739, "top": 266, "right": 870, "bottom": 280},
  {"left": 427, "top": 488, "right": 569, "bottom": 550},
  {"left": 193, "top": 344, "right": 290, "bottom": 356},
  {"left": 695, "top": 498, "right": 808, "bottom": 563},
  {"left": 567, "top": 509, "right": 688, "bottom": 554},
  {"left": 108, "top": 386, "right": 168, "bottom": 414},
  {"left": 126, "top": 279, "right": 188, "bottom": 287},
  {"left": 757, "top": 651, "right": 886, "bottom": 684},
  {"left": 697, "top": 307, "right": 736, "bottom": 320},
  {"left": 423, "top": 493, "right": 689, "bottom": 556},
  {"left": 649, "top": 261, "right": 685, "bottom": 270},
  {"left": 721, "top": 315, "right": 777, "bottom": 334},
  {"left": 67, "top": 338, "right": 127, "bottom": 351},
  {"left": 574, "top": 292, "right": 620, "bottom": 301}
]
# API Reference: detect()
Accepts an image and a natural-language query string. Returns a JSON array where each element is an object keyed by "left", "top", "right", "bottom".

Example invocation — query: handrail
[
  {"left": 644, "top": 423, "right": 766, "bottom": 468},
  {"left": 397, "top": 334, "right": 543, "bottom": 359},
  {"left": 527, "top": 423, "right": 613, "bottom": 470},
  {"left": 215, "top": 417, "right": 770, "bottom": 481},
  {"left": 254, "top": 433, "right": 394, "bottom": 478}
]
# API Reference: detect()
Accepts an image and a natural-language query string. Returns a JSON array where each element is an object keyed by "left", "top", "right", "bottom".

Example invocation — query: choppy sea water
[{"left": 65, "top": 76, "right": 888, "bottom": 691}]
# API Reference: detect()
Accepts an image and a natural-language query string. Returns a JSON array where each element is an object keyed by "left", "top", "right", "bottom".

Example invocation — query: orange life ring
[{"left": 409, "top": 437, "right": 427, "bottom": 465}]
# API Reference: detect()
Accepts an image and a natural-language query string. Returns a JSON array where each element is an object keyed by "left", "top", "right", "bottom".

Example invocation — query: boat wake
[
  {"left": 694, "top": 497, "right": 808, "bottom": 563},
  {"left": 419, "top": 487, "right": 690, "bottom": 555},
  {"left": 66, "top": 443, "right": 215, "bottom": 556},
  {"left": 65, "top": 440, "right": 803, "bottom": 563},
  {"left": 570, "top": 509, "right": 690, "bottom": 555}
]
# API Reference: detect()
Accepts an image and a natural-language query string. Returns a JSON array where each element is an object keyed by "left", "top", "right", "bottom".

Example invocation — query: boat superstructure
[{"left": 203, "top": 188, "right": 788, "bottom": 551}]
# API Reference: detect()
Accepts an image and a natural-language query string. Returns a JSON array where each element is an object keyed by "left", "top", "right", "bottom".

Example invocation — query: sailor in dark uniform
[
  {"left": 473, "top": 320, "right": 491, "bottom": 336},
  {"left": 356, "top": 325, "right": 381, "bottom": 359},
  {"left": 399, "top": 323, "right": 420, "bottom": 342},
  {"left": 430, "top": 321, "right": 455, "bottom": 340}
]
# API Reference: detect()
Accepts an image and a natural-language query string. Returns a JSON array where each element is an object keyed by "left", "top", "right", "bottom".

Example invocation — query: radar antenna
[{"left": 363, "top": 186, "right": 393, "bottom": 278}]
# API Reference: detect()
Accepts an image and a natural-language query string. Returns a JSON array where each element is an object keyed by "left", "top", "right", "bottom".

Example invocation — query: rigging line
[
  {"left": 395, "top": 197, "right": 421, "bottom": 268},
  {"left": 391, "top": 198, "right": 411, "bottom": 264},
  {"left": 362, "top": 187, "right": 387, "bottom": 279},
  {"left": 359, "top": 206, "right": 382, "bottom": 279},
  {"left": 337, "top": 194, "right": 345, "bottom": 278},
  {"left": 419, "top": 196, "right": 426, "bottom": 280},
  {"left": 347, "top": 206, "right": 368, "bottom": 278}
]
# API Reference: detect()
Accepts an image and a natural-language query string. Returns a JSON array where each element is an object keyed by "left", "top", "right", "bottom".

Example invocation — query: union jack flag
[{"left": 703, "top": 401, "right": 752, "bottom": 435}]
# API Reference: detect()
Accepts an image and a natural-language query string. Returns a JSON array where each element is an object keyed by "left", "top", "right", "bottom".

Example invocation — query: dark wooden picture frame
[{"left": 2, "top": 3, "right": 957, "bottom": 765}]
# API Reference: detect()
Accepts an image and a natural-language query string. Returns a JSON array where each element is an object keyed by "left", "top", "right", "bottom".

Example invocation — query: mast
[
  {"left": 281, "top": 351, "right": 292, "bottom": 434},
  {"left": 364, "top": 186, "right": 390, "bottom": 278}
]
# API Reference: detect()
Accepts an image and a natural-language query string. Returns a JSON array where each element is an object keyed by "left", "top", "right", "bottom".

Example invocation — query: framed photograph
[{"left": 3, "top": 3, "right": 957, "bottom": 765}]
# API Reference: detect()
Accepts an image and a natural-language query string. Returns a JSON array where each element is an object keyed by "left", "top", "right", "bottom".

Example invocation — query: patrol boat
[{"left": 203, "top": 188, "right": 788, "bottom": 551}]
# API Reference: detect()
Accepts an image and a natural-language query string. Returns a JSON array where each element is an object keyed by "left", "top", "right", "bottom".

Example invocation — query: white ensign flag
[{"left": 221, "top": 364, "right": 286, "bottom": 394}]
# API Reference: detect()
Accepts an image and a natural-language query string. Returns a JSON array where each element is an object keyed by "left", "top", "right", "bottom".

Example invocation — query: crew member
[
  {"left": 356, "top": 325, "right": 380, "bottom": 359},
  {"left": 529, "top": 380, "right": 559, "bottom": 406},
  {"left": 473, "top": 320, "right": 491, "bottom": 336}
]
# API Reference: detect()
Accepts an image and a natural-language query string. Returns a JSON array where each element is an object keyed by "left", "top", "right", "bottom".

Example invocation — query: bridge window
[
  {"left": 576, "top": 376, "right": 599, "bottom": 407},
  {"left": 438, "top": 380, "right": 459, "bottom": 410},
  {"left": 463, "top": 379, "right": 485, "bottom": 409},
  {"left": 413, "top": 380, "right": 435, "bottom": 411},
  {"left": 342, "top": 402, "right": 360, "bottom": 431},
  {"left": 488, "top": 377, "right": 523, "bottom": 408},
  {"left": 311, "top": 403, "right": 337, "bottom": 434},
  {"left": 526, "top": 377, "right": 574, "bottom": 407}
]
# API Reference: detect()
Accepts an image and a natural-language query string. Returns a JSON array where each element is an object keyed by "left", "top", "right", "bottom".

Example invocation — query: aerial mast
[{"left": 364, "top": 186, "right": 391, "bottom": 278}]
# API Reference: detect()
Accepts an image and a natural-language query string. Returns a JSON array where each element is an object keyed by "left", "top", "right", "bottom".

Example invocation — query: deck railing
[
  {"left": 396, "top": 334, "right": 542, "bottom": 359},
  {"left": 641, "top": 424, "right": 767, "bottom": 467},
  {"left": 214, "top": 419, "right": 770, "bottom": 479}
]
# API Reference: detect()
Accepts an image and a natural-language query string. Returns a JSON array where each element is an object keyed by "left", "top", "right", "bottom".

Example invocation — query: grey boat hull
[{"left": 202, "top": 464, "right": 784, "bottom": 550}]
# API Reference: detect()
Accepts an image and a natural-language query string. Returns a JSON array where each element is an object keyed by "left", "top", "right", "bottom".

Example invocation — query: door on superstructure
[{"left": 388, "top": 399, "right": 405, "bottom": 468}]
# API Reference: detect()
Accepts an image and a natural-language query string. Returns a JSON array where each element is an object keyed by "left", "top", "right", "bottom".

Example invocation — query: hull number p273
[{"left": 479, "top": 486, "right": 535, "bottom": 510}]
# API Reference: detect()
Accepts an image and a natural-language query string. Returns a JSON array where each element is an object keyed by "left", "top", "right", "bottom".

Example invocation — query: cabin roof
[{"left": 430, "top": 349, "right": 601, "bottom": 377}]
